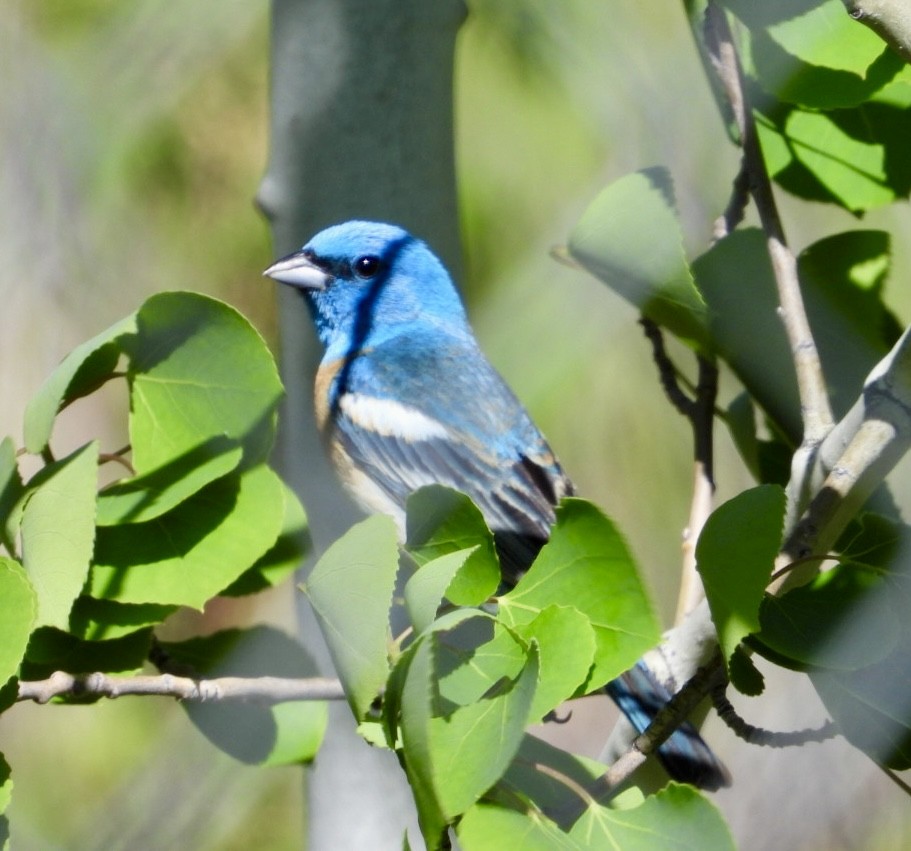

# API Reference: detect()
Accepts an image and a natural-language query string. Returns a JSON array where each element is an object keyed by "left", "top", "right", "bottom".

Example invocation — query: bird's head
[{"left": 264, "top": 221, "right": 468, "bottom": 356}]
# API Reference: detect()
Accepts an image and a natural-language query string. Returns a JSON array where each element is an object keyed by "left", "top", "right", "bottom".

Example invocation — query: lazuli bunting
[{"left": 265, "top": 220, "right": 728, "bottom": 790}]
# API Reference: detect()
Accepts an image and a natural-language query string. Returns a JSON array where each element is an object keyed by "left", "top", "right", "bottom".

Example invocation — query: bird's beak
[{"left": 263, "top": 250, "right": 332, "bottom": 291}]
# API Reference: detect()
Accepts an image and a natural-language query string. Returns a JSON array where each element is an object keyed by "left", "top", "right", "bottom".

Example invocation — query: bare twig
[
  {"left": 639, "top": 319, "right": 718, "bottom": 621},
  {"left": 578, "top": 654, "right": 727, "bottom": 817},
  {"left": 17, "top": 671, "right": 346, "bottom": 704},
  {"left": 704, "top": 2, "right": 835, "bottom": 529},
  {"left": 712, "top": 681, "right": 838, "bottom": 747}
]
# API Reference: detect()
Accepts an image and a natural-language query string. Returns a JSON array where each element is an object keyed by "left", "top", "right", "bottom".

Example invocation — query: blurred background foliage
[{"left": 2, "top": 1, "right": 910, "bottom": 848}]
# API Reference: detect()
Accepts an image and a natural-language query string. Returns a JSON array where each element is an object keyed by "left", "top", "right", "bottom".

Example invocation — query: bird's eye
[{"left": 354, "top": 255, "right": 381, "bottom": 279}]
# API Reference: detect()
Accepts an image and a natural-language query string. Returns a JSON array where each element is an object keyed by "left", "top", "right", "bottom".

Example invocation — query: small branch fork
[{"left": 17, "top": 671, "right": 346, "bottom": 704}]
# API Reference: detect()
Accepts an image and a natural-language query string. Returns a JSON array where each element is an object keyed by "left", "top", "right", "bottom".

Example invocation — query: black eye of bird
[{"left": 353, "top": 255, "right": 381, "bottom": 279}]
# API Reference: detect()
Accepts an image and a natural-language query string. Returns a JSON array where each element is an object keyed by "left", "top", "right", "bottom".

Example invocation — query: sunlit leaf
[
  {"left": 125, "top": 292, "right": 283, "bottom": 473},
  {"left": 570, "top": 783, "right": 735, "bottom": 850},
  {"left": 457, "top": 803, "right": 578, "bottom": 850},
  {"left": 20, "top": 442, "right": 99, "bottom": 629},
  {"left": 500, "top": 499, "right": 660, "bottom": 690},
  {"left": 0, "top": 558, "right": 37, "bottom": 684}
]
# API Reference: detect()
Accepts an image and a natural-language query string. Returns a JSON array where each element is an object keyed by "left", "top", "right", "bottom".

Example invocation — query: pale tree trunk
[{"left": 258, "top": 1, "right": 466, "bottom": 847}]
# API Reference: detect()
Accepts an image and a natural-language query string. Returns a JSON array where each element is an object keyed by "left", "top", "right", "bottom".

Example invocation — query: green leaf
[
  {"left": 737, "top": 0, "right": 903, "bottom": 109},
  {"left": 91, "top": 464, "right": 285, "bottom": 607},
  {"left": 159, "top": 626, "right": 326, "bottom": 765},
  {"left": 799, "top": 231, "right": 899, "bottom": 418},
  {"left": 757, "top": 566, "right": 900, "bottom": 671},
  {"left": 0, "top": 438, "right": 24, "bottom": 553},
  {"left": 498, "top": 734, "right": 609, "bottom": 829},
  {"left": 23, "top": 312, "right": 136, "bottom": 454},
  {"left": 125, "top": 292, "right": 283, "bottom": 473},
  {"left": 404, "top": 547, "right": 480, "bottom": 635},
  {"left": 511, "top": 605, "right": 596, "bottom": 721},
  {"left": 755, "top": 98, "right": 911, "bottom": 213},
  {"left": 0, "top": 752, "right": 10, "bottom": 813},
  {"left": 568, "top": 168, "right": 709, "bottom": 350},
  {"left": 68, "top": 597, "right": 176, "bottom": 642},
  {"left": 20, "top": 442, "right": 99, "bottom": 629},
  {"left": 500, "top": 499, "right": 660, "bottom": 690},
  {"left": 221, "top": 481, "right": 309, "bottom": 596},
  {"left": 304, "top": 514, "right": 399, "bottom": 720},
  {"left": 406, "top": 486, "right": 501, "bottom": 605},
  {"left": 811, "top": 643, "right": 911, "bottom": 770},
  {"left": 397, "top": 612, "right": 538, "bottom": 831},
  {"left": 693, "top": 230, "right": 802, "bottom": 442},
  {"left": 0, "top": 557, "right": 37, "bottom": 684},
  {"left": 696, "top": 485, "right": 785, "bottom": 669},
  {"left": 96, "top": 438, "right": 243, "bottom": 525},
  {"left": 457, "top": 804, "right": 579, "bottom": 850},
  {"left": 570, "top": 783, "right": 735, "bottom": 850},
  {"left": 22, "top": 626, "right": 152, "bottom": 680}
]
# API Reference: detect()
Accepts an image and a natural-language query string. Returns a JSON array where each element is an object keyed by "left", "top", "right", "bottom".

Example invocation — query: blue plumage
[{"left": 265, "top": 220, "right": 728, "bottom": 790}]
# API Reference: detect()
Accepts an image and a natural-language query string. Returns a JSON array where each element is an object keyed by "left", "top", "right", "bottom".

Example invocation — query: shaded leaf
[
  {"left": 511, "top": 605, "right": 596, "bottom": 722},
  {"left": 23, "top": 313, "right": 136, "bottom": 454},
  {"left": 568, "top": 168, "right": 709, "bottom": 349},
  {"left": 406, "top": 486, "right": 500, "bottom": 605},
  {"left": 68, "top": 597, "right": 176, "bottom": 642},
  {"left": 22, "top": 626, "right": 151, "bottom": 681},
  {"left": 757, "top": 566, "right": 900, "bottom": 671},
  {"left": 693, "top": 230, "right": 801, "bottom": 442},
  {"left": 159, "top": 626, "right": 326, "bottom": 765},
  {"left": 696, "top": 485, "right": 785, "bottom": 669},
  {"left": 397, "top": 611, "right": 538, "bottom": 831},
  {"left": 91, "top": 464, "right": 285, "bottom": 607},
  {"left": 96, "top": 438, "right": 243, "bottom": 525},
  {"left": 304, "top": 514, "right": 399, "bottom": 719},
  {"left": 812, "top": 639, "right": 911, "bottom": 769},
  {"left": 0, "top": 438, "right": 24, "bottom": 553},
  {"left": 404, "top": 547, "right": 479, "bottom": 635}
]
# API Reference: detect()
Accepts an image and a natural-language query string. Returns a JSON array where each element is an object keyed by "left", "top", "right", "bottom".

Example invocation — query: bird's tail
[{"left": 606, "top": 660, "right": 730, "bottom": 791}]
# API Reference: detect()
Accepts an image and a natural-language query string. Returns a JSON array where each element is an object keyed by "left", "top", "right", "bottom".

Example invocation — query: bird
[{"left": 264, "top": 219, "right": 728, "bottom": 790}]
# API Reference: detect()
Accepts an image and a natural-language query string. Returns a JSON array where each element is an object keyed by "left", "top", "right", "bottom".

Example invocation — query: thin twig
[
  {"left": 639, "top": 318, "right": 718, "bottom": 620},
  {"left": 712, "top": 681, "right": 838, "bottom": 747},
  {"left": 571, "top": 654, "right": 726, "bottom": 821},
  {"left": 17, "top": 671, "right": 346, "bottom": 704}
]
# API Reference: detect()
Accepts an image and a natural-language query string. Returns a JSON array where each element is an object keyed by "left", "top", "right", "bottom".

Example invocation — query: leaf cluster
[
  {"left": 304, "top": 487, "right": 734, "bottom": 848},
  {"left": 0, "top": 293, "right": 324, "bottom": 838}
]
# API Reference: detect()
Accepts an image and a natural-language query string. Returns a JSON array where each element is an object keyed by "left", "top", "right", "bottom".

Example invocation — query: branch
[
  {"left": 704, "top": 2, "right": 835, "bottom": 528},
  {"left": 573, "top": 654, "right": 727, "bottom": 819},
  {"left": 776, "top": 325, "right": 911, "bottom": 587},
  {"left": 842, "top": 1, "right": 911, "bottom": 63},
  {"left": 17, "top": 671, "right": 346, "bottom": 704},
  {"left": 711, "top": 681, "right": 838, "bottom": 747}
]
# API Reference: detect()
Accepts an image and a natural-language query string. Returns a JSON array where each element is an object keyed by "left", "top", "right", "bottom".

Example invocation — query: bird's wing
[{"left": 324, "top": 338, "right": 573, "bottom": 576}]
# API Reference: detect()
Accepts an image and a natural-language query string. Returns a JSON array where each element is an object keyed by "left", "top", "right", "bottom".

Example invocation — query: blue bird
[{"left": 265, "top": 220, "right": 728, "bottom": 790}]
